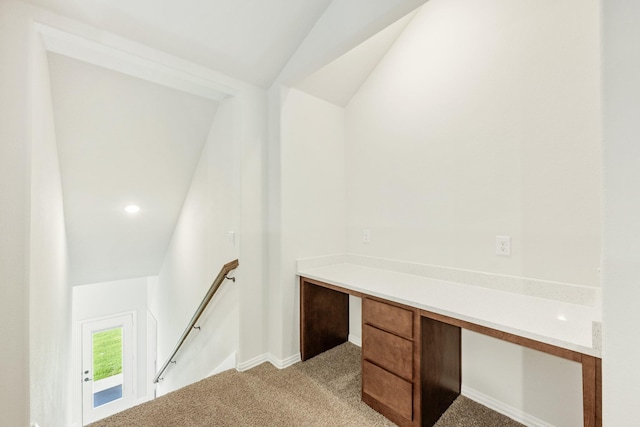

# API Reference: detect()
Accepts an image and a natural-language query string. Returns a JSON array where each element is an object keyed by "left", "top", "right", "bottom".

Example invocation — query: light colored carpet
[{"left": 89, "top": 343, "right": 523, "bottom": 426}]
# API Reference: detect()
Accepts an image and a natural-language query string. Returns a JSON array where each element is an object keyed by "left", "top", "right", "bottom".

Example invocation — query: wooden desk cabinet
[
  {"left": 361, "top": 297, "right": 419, "bottom": 426},
  {"left": 299, "top": 276, "right": 601, "bottom": 427},
  {"left": 300, "top": 277, "right": 458, "bottom": 427}
]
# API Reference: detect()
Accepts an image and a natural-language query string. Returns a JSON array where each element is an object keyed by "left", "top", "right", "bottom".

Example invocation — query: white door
[{"left": 82, "top": 313, "right": 135, "bottom": 425}]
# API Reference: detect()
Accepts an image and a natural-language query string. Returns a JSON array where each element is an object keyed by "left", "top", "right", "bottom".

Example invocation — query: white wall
[
  {"left": 0, "top": 3, "right": 75, "bottom": 426},
  {"left": 151, "top": 97, "right": 240, "bottom": 393},
  {"left": 0, "top": 3, "right": 32, "bottom": 426},
  {"left": 29, "top": 12, "right": 73, "bottom": 427},
  {"left": 267, "top": 0, "right": 431, "bottom": 364},
  {"left": 32, "top": 0, "right": 268, "bottom": 400},
  {"left": 462, "top": 332, "right": 582, "bottom": 426},
  {"left": 236, "top": 87, "right": 268, "bottom": 367},
  {"left": 269, "top": 88, "right": 347, "bottom": 360},
  {"left": 345, "top": 0, "right": 601, "bottom": 286},
  {"left": 72, "top": 276, "right": 151, "bottom": 423},
  {"left": 274, "top": 0, "right": 601, "bottom": 424},
  {"left": 0, "top": 1, "right": 269, "bottom": 424},
  {"left": 602, "top": 1, "right": 640, "bottom": 424},
  {"left": 342, "top": 1, "right": 600, "bottom": 425}
]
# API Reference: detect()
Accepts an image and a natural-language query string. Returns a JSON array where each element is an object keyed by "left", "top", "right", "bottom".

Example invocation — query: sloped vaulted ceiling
[
  {"left": 31, "top": 0, "right": 427, "bottom": 285},
  {"left": 48, "top": 53, "right": 219, "bottom": 285},
  {"left": 23, "top": 0, "right": 333, "bottom": 88}
]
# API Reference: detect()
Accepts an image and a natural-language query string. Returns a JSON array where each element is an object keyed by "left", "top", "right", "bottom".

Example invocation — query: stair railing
[{"left": 153, "top": 259, "right": 239, "bottom": 384}]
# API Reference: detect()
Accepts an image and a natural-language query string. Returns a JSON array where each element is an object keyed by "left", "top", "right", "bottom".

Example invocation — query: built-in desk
[{"left": 298, "top": 262, "right": 602, "bottom": 427}]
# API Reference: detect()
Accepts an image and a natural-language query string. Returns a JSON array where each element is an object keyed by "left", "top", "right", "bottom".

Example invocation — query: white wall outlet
[
  {"left": 227, "top": 231, "right": 235, "bottom": 246},
  {"left": 496, "top": 235, "right": 511, "bottom": 256},
  {"left": 362, "top": 228, "right": 371, "bottom": 244}
]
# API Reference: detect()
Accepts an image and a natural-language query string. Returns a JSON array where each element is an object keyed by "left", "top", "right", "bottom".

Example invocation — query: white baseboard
[
  {"left": 349, "top": 334, "right": 362, "bottom": 347},
  {"left": 209, "top": 352, "right": 237, "bottom": 376},
  {"left": 268, "top": 352, "right": 301, "bottom": 369},
  {"left": 238, "top": 339, "right": 361, "bottom": 372},
  {"left": 461, "top": 385, "right": 554, "bottom": 427},
  {"left": 236, "top": 351, "right": 301, "bottom": 372},
  {"left": 237, "top": 353, "right": 269, "bottom": 372}
]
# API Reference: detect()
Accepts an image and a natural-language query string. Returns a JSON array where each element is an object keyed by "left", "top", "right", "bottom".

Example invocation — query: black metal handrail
[{"left": 153, "top": 259, "right": 239, "bottom": 383}]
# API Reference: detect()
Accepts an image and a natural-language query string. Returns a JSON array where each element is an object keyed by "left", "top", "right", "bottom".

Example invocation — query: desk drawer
[
  {"left": 363, "top": 324, "right": 413, "bottom": 380},
  {"left": 363, "top": 298, "right": 413, "bottom": 339},
  {"left": 363, "top": 360, "right": 413, "bottom": 421}
]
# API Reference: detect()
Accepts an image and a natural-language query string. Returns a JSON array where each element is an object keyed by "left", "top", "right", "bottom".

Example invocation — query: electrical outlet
[
  {"left": 362, "top": 229, "right": 371, "bottom": 244},
  {"left": 496, "top": 236, "right": 511, "bottom": 256}
]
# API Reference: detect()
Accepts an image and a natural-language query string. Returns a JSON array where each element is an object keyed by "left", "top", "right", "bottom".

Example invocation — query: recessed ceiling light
[{"left": 125, "top": 205, "right": 140, "bottom": 214}]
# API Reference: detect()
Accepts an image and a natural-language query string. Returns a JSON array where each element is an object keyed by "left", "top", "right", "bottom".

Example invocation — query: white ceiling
[
  {"left": 36, "top": 0, "right": 422, "bottom": 286},
  {"left": 24, "top": 0, "right": 333, "bottom": 88},
  {"left": 294, "top": 10, "right": 417, "bottom": 107},
  {"left": 48, "top": 53, "right": 219, "bottom": 285}
]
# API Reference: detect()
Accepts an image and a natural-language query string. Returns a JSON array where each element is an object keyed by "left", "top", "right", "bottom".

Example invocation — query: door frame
[
  {"left": 80, "top": 311, "right": 137, "bottom": 425},
  {"left": 146, "top": 310, "right": 158, "bottom": 399}
]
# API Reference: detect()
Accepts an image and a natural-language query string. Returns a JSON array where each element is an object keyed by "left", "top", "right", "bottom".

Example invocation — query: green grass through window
[{"left": 93, "top": 328, "right": 123, "bottom": 381}]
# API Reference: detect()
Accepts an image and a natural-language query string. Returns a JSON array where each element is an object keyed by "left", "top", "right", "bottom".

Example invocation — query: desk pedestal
[
  {"left": 300, "top": 279, "right": 349, "bottom": 361},
  {"left": 421, "top": 318, "right": 461, "bottom": 426}
]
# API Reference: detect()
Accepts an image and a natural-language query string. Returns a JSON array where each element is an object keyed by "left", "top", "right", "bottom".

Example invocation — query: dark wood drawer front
[
  {"left": 363, "top": 298, "right": 413, "bottom": 339},
  {"left": 363, "top": 360, "right": 413, "bottom": 421},
  {"left": 363, "top": 324, "right": 413, "bottom": 380}
]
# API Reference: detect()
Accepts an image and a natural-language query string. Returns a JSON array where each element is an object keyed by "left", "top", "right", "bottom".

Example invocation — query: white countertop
[{"left": 298, "top": 262, "right": 601, "bottom": 357}]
